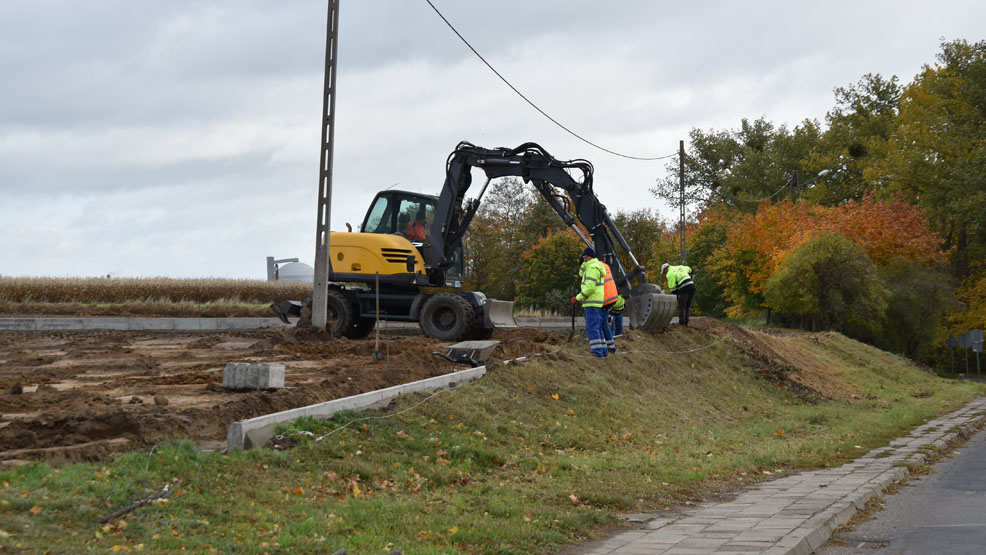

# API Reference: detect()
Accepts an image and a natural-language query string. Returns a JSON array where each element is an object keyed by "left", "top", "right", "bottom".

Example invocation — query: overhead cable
[{"left": 424, "top": 0, "right": 676, "bottom": 162}]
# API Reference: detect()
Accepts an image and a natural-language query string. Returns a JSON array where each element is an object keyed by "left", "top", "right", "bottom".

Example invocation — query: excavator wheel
[
  {"left": 344, "top": 317, "right": 376, "bottom": 339},
  {"left": 419, "top": 294, "right": 475, "bottom": 341},
  {"left": 627, "top": 283, "right": 678, "bottom": 332},
  {"left": 325, "top": 290, "right": 356, "bottom": 337}
]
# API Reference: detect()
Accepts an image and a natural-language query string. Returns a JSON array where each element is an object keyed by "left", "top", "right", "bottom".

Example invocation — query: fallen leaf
[
  {"left": 569, "top": 494, "right": 578, "bottom": 504},
  {"left": 448, "top": 525, "right": 459, "bottom": 535},
  {"left": 566, "top": 408, "right": 574, "bottom": 415},
  {"left": 551, "top": 393, "right": 559, "bottom": 401},
  {"left": 776, "top": 429, "right": 785, "bottom": 436},
  {"left": 29, "top": 505, "right": 42, "bottom": 515}
]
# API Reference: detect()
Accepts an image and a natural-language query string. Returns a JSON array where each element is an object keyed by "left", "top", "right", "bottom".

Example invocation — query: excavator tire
[
  {"left": 344, "top": 317, "right": 376, "bottom": 339},
  {"left": 627, "top": 283, "right": 678, "bottom": 332},
  {"left": 420, "top": 294, "right": 475, "bottom": 341},
  {"left": 325, "top": 290, "right": 356, "bottom": 337}
]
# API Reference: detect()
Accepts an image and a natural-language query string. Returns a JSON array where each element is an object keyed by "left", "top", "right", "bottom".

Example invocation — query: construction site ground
[{"left": 0, "top": 325, "right": 565, "bottom": 466}]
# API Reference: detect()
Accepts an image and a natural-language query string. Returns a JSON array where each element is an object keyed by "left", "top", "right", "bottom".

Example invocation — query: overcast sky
[{"left": 2, "top": 1, "right": 984, "bottom": 279}]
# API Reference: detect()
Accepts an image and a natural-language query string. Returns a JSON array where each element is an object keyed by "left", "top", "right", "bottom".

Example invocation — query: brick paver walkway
[{"left": 576, "top": 398, "right": 986, "bottom": 555}]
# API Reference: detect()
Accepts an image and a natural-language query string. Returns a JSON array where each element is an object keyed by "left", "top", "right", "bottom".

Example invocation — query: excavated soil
[{"left": 0, "top": 326, "right": 565, "bottom": 466}]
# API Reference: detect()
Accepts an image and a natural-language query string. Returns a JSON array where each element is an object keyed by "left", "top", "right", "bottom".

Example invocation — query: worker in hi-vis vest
[
  {"left": 661, "top": 263, "right": 695, "bottom": 327},
  {"left": 598, "top": 260, "right": 618, "bottom": 352},
  {"left": 571, "top": 247, "right": 610, "bottom": 358}
]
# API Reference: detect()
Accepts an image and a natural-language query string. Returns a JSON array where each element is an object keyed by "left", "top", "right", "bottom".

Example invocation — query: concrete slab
[
  {"left": 223, "top": 363, "right": 285, "bottom": 390},
  {"left": 0, "top": 318, "right": 37, "bottom": 331},
  {"left": 226, "top": 366, "right": 487, "bottom": 450},
  {"left": 0, "top": 317, "right": 292, "bottom": 332}
]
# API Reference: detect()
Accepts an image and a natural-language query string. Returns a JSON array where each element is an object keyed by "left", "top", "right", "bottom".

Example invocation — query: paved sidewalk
[{"left": 576, "top": 398, "right": 986, "bottom": 555}]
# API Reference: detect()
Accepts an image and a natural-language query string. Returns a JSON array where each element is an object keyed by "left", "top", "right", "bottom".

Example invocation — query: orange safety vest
[{"left": 600, "top": 261, "right": 619, "bottom": 308}]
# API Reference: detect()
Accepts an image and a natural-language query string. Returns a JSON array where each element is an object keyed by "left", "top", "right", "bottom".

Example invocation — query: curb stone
[{"left": 574, "top": 397, "right": 986, "bottom": 555}]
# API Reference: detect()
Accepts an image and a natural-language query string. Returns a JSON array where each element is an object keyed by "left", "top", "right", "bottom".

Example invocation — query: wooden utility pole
[
  {"left": 679, "top": 140, "right": 686, "bottom": 265},
  {"left": 312, "top": 0, "right": 341, "bottom": 329}
]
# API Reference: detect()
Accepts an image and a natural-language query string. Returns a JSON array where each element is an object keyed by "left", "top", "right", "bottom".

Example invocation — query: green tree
[
  {"left": 763, "top": 232, "right": 890, "bottom": 341},
  {"left": 611, "top": 209, "right": 667, "bottom": 276},
  {"left": 806, "top": 73, "right": 902, "bottom": 205},
  {"left": 880, "top": 39, "right": 986, "bottom": 278},
  {"left": 651, "top": 117, "right": 822, "bottom": 214},
  {"left": 685, "top": 210, "right": 732, "bottom": 317},
  {"left": 877, "top": 261, "right": 956, "bottom": 361},
  {"left": 515, "top": 231, "right": 584, "bottom": 314}
]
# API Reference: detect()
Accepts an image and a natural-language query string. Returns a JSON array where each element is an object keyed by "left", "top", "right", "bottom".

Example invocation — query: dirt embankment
[
  {"left": 0, "top": 318, "right": 850, "bottom": 466},
  {"left": 0, "top": 326, "right": 565, "bottom": 465}
]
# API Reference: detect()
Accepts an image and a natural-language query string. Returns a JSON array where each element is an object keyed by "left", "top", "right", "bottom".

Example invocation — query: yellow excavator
[{"left": 274, "top": 141, "right": 677, "bottom": 340}]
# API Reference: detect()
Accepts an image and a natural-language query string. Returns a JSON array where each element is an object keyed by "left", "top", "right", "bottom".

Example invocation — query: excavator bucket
[
  {"left": 483, "top": 299, "right": 518, "bottom": 329},
  {"left": 627, "top": 283, "right": 678, "bottom": 332}
]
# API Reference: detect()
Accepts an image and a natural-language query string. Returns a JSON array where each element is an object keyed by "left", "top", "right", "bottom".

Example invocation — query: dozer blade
[
  {"left": 483, "top": 299, "right": 518, "bottom": 328},
  {"left": 627, "top": 283, "right": 677, "bottom": 332}
]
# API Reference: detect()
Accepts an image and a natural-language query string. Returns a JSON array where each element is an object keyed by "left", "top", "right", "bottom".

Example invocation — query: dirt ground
[{"left": 0, "top": 326, "right": 564, "bottom": 466}]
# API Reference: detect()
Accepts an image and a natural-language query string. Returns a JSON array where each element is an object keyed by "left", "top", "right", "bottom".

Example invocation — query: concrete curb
[
  {"left": 0, "top": 317, "right": 585, "bottom": 332},
  {"left": 0, "top": 317, "right": 291, "bottom": 331},
  {"left": 577, "top": 397, "right": 986, "bottom": 554},
  {"left": 226, "top": 366, "right": 487, "bottom": 450}
]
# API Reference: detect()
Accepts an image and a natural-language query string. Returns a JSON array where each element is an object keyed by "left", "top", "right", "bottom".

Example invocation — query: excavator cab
[
  {"left": 361, "top": 191, "right": 436, "bottom": 241},
  {"left": 360, "top": 190, "right": 464, "bottom": 284}
]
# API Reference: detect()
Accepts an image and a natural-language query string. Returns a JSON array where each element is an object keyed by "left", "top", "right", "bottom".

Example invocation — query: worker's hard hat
[{"left": 660, "top": 263, "right": 670, "bottom": 274}]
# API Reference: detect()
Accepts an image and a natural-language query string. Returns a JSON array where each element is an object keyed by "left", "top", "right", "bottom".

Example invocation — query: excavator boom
[{"left": 423, "top": 141, "right": 677, "bottom": 332}]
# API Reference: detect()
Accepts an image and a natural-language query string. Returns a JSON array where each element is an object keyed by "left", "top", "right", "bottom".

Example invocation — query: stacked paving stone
[{"left": 578, "top": 398, "right": 986, "bottom": 555}]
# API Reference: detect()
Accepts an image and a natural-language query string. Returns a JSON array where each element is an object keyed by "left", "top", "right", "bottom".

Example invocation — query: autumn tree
[{"left": 463, "top": 177, "right": 567, "bottom": 301}]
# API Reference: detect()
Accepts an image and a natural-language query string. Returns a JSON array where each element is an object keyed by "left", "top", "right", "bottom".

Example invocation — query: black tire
[
  {"left": 419, "top": 294, "right": 474, "bottom": 341},
  {"left": 344, "top": 317, "right": 376, "bottom": 339},
  {"left": 465, "top": 306, "right": 494, "bottom": 339},
  {"left": 325, "top": 290, "right": 355, "bottom": 336}
]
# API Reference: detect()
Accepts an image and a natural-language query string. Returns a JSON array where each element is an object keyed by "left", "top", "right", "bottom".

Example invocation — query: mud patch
[{"left": 0, "top": 328, "right": 562, "bottom": 464}]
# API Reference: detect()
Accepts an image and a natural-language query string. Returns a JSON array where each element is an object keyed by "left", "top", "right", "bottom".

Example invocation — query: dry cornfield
[{"left": 0, "top": 276, "right": 311, "bottom": 305}]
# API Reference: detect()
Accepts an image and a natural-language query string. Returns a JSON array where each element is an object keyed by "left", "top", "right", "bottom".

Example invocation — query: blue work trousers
[
  {"left": 610, "top": 312, "right": 623, "bottom": 336},
  {"left": 584, "top": 306, "right": 609, "bottom": 358}
]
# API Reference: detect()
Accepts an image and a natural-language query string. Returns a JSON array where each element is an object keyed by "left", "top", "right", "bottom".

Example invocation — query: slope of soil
[
  {"left": 0, "top": 326, "right": 564, "bottom": 465},
  {"left": 0, "top": 318, "right": 856, "bottom": 466}
]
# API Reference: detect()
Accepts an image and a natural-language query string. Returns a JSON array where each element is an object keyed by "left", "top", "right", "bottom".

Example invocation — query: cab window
[{"left": 363, "top": 197, "right": 392, "bottom": 234}]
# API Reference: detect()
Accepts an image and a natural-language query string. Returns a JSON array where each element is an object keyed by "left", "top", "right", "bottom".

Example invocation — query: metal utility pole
[
  {"left": 312, "top": 0, "right": 341, "bottom": 329},
  {"left": 679, "top": 140, "right": 686, "bottom": 265}
]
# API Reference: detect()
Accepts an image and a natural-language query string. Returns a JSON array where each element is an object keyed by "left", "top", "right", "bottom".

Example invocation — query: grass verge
[{"left": 1, "top": 325, "right": 982, "bottom": 553}]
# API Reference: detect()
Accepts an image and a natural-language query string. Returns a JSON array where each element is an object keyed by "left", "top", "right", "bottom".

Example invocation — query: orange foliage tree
[{"left": 709, "top": 194, "right": 945, "bottom": 316}]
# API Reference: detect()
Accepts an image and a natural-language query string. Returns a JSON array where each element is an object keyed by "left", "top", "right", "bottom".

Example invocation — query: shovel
[
  {"left": 373, "top": 272, "right": 384, "bottom": 360},
  {"left": 566, "top": 276, "right": 579, "bottom": 343}
]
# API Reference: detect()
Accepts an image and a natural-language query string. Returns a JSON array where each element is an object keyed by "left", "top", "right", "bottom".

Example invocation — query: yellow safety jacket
[
  {"left": 611, "top": 294, "right": 625, "bottom": 313},
  {"left": 576, "top": 258, "right": 606, "bottom": 308},
  {"left": 666, "top": 265, "right": 694, "bottom": 292}
]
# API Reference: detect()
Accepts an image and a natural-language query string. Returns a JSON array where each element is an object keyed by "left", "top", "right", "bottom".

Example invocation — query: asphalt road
[{"left": 817, "top": 427, "right": 986, "bottom": 555}]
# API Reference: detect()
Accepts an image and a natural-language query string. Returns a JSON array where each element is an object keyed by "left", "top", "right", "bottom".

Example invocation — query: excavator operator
[{"left": 404, "top": 207, "right": 427, "bottom": 241}]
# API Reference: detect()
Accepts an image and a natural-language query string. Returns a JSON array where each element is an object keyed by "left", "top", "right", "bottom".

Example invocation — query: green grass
[{"left": 1, "top": 326, "right": 982, "bottom": 553}]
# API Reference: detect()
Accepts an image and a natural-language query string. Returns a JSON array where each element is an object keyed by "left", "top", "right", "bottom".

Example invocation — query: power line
[{"left": 424, "top": 0, "right": 676, "bottom": 162}]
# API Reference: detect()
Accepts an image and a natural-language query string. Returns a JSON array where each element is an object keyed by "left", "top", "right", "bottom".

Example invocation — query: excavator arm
[{"left": 423, "top": 141, "right": 677, "bottom": 331}]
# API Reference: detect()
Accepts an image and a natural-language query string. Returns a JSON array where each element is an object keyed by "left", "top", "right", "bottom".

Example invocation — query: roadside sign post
[
  {"left": 947, "top": 335, "right": 957, "bottom": 375},
  {"left": 972, "top": 329, "right": 984, "bottom": 377},
  {"left": 958, "top": 333, "right": 971, "bottom": 374}
]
